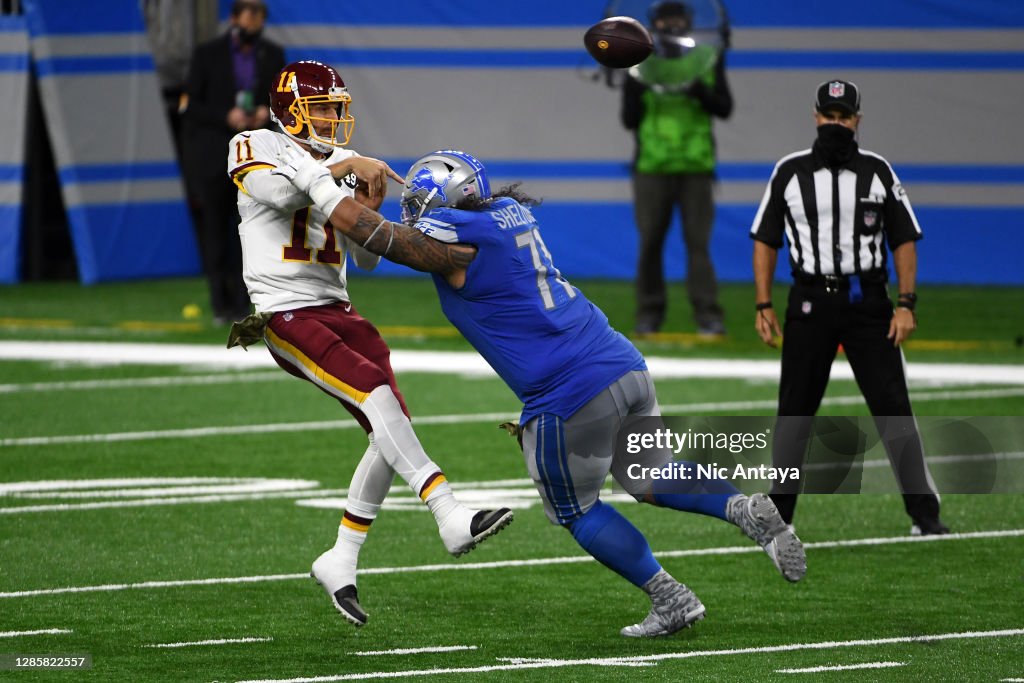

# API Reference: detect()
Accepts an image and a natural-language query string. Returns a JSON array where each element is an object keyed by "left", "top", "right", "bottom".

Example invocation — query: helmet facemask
[
  {"left": 272, "top": 75, "right": 355, "bottom": 154},
  {"left": 400, "top": 151, "right": 491, "bottom": 225}
]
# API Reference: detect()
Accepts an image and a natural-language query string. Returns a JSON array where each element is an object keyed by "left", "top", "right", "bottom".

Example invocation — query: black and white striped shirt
[{"left": 750, "top": 146, "right": 922, "bottom": 277}]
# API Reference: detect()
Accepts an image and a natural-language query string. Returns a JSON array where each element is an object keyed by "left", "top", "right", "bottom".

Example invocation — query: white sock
[
  {"left": 359, "top": 386, "right": 467, "bottom": 527},
  {"left": 360, "top": 386, "right": 437, "bottom": 490},
  {"left": 331, "top": 436, "right": 394, "bottom": 587},
  {"left": 420, "top": 473, "right": 462, "bottom": 527}
]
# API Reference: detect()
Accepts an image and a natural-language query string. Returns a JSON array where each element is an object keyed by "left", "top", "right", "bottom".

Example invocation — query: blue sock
[
  {"left": 568, "top": 500, "right": 661, "bottom": 587},
  {"left": 650, "top": 460, "right": 740, "bottom": 521}
]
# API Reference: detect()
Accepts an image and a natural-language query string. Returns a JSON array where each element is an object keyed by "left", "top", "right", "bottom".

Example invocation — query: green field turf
[{"left": 1, "top": 277, "right": 1023, "bottom": 682}]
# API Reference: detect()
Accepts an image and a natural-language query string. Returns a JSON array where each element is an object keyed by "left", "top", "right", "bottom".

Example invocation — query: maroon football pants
[{"left": 263, "top": 301, "right": 409, "bottom": 433}]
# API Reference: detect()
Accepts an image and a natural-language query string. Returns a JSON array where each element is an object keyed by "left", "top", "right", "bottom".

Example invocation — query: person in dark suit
[{"left": 182, "top": 0, "right": 285, "bottom": 324}]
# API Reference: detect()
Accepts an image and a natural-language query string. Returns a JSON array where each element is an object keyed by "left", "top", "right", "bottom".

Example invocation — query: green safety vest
[{"left": 635, "top": 45, "right": 718, "bottom": 174}]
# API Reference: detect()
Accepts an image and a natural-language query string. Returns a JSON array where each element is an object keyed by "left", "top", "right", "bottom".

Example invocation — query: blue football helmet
[{"left": 400, "top": 150, "right": 491, "bottom": 224}]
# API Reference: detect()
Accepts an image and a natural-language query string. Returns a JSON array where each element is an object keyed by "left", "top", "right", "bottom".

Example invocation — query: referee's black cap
[{"left": 815, "top": 80, "right": 861, "bottom": 115}]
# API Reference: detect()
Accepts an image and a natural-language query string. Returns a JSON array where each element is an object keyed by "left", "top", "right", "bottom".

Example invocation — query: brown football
[{"left": 583, "top": 16, "right": 653, "bottom": 69}]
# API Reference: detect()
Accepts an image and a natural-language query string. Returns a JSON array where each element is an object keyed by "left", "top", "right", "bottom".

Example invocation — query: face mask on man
[
  {"left": 815, "top": 123, "right": 856, "bottom": 165},
  {"left": 235, "top": 25, "right": 262, "bottom": 45}
]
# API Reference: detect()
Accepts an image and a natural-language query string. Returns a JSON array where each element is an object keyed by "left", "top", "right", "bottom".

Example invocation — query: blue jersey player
[
  {"left": 400, "top": 150, "right": 806, "bottom": 637},
  {"left": 271, "top": 147, "right": 806, "bottom": 637}
]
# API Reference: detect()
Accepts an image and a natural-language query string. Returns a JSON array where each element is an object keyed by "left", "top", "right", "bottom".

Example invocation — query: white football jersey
[{"left": 227, "top": 128, "right": 362, "bottom": 313}]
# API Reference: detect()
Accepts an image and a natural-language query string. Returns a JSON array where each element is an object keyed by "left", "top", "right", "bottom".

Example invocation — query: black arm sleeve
[
  {"left": 620, "top": 74, "right": 645, "bottom": 130},
  {"left": 688, "top": 54, "right": 733, "bottom": 119}
]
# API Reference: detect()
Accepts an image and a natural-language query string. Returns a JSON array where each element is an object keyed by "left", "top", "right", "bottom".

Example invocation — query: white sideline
[
  {"left": 0, "top": 487, "right": 350, "bottom": 515},
  {"left": 0, "top": 628, "right": 71, "bottom": 638},
  {"left": 776, "top": 661, "right": 905, "bottom": 674},
  {"left": 1, "top": 528, "right": 1020, "bottom": 600},
  {"left": 0, "top": 371, "right": 284, "bottom": 394},
  {"left": 2, "top": 341, "right": 1024, "bottom": 385},
  {"left": 144, "top": 636, "right": 272, "bottom": 649},
  {"left": 235, "top": 629, "right": 1024, "bottom": 683},
  {"left": 0, "top": 453, "right": 1019, "bottom": 516},
  {"left": 351, "top": 646, "right": 478, "bottom": 657},
  {"left": 4, "top": 386, "right": 1024, "bottom": 449}
]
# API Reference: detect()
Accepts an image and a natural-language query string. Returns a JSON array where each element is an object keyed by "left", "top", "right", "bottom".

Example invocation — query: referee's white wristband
[{"left": 308, "top": 177, "right": 345, "bottom": 217}]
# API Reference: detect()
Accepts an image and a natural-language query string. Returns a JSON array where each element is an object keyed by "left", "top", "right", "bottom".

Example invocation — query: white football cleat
[
  {"left": 311, "top": 549, "right": 367, "bottom": 627},
  {"left": 438, "top": 507, "right": 514, "bottom": 557}
]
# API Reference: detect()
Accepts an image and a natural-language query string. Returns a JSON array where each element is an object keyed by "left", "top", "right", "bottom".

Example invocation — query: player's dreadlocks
[{"left": 455, "top": 183, "right": 541, "bottom": 212}]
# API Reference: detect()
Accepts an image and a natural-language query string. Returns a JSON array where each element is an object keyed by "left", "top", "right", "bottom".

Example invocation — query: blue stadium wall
[
  {"left": 0, "top": 16, "right": 29, "bottom": 284},
  {"left": 9, "top": 1, "right": 1016, "bottom": 284},
  {"left": 3, "top": 1, "right": 199, "bottom": 284},
  {"left": 253, "top": 0, "right": 1023, "bottom": 285}
]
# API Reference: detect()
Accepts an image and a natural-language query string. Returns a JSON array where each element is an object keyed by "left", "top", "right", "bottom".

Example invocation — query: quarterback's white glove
[{"left": 272, "top": 146, "right": 332, "bottom": 194}]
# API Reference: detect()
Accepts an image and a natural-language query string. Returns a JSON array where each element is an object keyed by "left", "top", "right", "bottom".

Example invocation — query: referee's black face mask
[{"left": 815, "top": 123, "right": 856, "bottom": 165}]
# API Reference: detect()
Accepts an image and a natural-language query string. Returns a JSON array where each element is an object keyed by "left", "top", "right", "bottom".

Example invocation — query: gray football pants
[
  {"left": 631, "top": 171, "right": 723, "bottom": 329},
  {"left": 522, "top": 370, "right": 671, "bottom": 526}
]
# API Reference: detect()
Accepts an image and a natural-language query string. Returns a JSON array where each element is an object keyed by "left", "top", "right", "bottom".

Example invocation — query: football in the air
[{"left": 583, "top": 16, "right": 653, "bottom": 69}]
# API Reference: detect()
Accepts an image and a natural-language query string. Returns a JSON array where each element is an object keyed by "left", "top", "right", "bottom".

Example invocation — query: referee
[{"left": 750, "top": 79, "right": 948, "bottom": 536}]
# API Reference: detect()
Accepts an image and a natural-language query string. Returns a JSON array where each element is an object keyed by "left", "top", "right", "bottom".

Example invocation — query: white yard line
[
  {"left": 1, "top": 529, "right": 1020, "bottom": 600},
  {"left": 776, "top": 661, "right": 905, "bottom": 674},
  {"left": 0, "top": 488, "right": 350, "bottom": 515},
  {"left": 0, "top": 451, "right": 1018, "bottom": 516},
  {"left": 0, "top": 477, "right": 256, "bottom": 493},
  {"left": 2, "top": 342, "right": 1023, "bottom": 384},
  {"left": 234, "top": 629, "right": 1024, "bottom": 683},
  {"left": 0, "top": 628, "right": 71, "bottom": 638},
  {"left": 351, "top": 646, "right": 478, "bottom": 657},
  {"left": 10, "top": 479, "right": 319, "bottom": 499},
  {"left": 5, "top": 387, "right": 1023, "bottom": 449},
  {"left": 498, "top": 657, "right": 653, "bottom": 668},
  {"left": 0, "top": 371, "right": 284, "bottom": 394},
  {"left": 144, "top": 636, "right": 272, "bottom": 649}
]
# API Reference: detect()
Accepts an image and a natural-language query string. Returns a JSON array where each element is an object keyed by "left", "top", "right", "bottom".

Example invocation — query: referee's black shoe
[{"left": 911, "top": 517, "right": 950, "bottom": 536}]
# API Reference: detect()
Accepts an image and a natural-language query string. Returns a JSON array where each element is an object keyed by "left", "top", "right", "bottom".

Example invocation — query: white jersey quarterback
[{"left": 226, "top": 128, "right": 379, "bottom": 313}]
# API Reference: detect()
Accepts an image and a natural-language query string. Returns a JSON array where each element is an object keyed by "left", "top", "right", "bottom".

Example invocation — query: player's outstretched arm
[
  {"left": 273, "top": 146, "right": 475, "bottom": 275},
  {"left": 332, "top": 198, "right": 476, "bottom": 275}
]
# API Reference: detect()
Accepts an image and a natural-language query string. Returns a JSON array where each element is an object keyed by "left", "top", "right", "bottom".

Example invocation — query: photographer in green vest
[{"left": 621, "top": 0, "right": 733, "bottom": 337}]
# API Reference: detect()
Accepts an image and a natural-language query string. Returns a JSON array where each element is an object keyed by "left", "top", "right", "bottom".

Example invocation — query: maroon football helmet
[{"left": 269, "top": 60, "right": 354, "bottom": 152}]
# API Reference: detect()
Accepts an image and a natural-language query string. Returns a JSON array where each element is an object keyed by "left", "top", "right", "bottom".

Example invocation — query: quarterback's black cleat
[
  {"left": 470, "top": 508, "right": 514, "bottom": 538},
  {"left": 310, "top": 550, "right": 367, "bottom": 627},
  {"left": 330, "top": 584, "right": 368, "bottom": 627},
  {"left": 440, "top": 507, "right": 515, "bottom": 557}
]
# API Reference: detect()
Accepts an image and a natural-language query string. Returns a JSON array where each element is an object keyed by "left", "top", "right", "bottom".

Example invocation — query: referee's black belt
[{"left": 792, "top": 271, "right": 888, "bottom": 293}]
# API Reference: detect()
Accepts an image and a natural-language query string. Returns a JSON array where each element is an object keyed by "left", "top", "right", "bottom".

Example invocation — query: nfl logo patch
[
  {"left": 829, "top": 81, "right": 845, "bottom": 97},
  {"left": 864, "top": 211, "right": 877, "bottom": 228},
  {"left": 801, "top": 300, "right": 812, "bottom": 314}
]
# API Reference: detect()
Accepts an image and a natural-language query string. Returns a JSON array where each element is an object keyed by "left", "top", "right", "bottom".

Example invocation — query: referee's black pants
[{"left": 768, "top": 281, "right": 940, "bottom": 526}]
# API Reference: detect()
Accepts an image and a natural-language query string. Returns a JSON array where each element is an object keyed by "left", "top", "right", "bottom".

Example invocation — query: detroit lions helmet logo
[{"left": 409, "top": 167, "right": 450, "bottom": 203}]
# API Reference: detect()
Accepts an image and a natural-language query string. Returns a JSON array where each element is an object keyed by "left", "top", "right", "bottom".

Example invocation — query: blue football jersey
[{"left": 413, "top": 196, "right": 645, "bottom": 424}]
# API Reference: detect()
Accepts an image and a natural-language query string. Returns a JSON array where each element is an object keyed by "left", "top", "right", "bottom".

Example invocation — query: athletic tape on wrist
[{"left": 308, "top": 178, "right": 345, "bottom": 217}]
